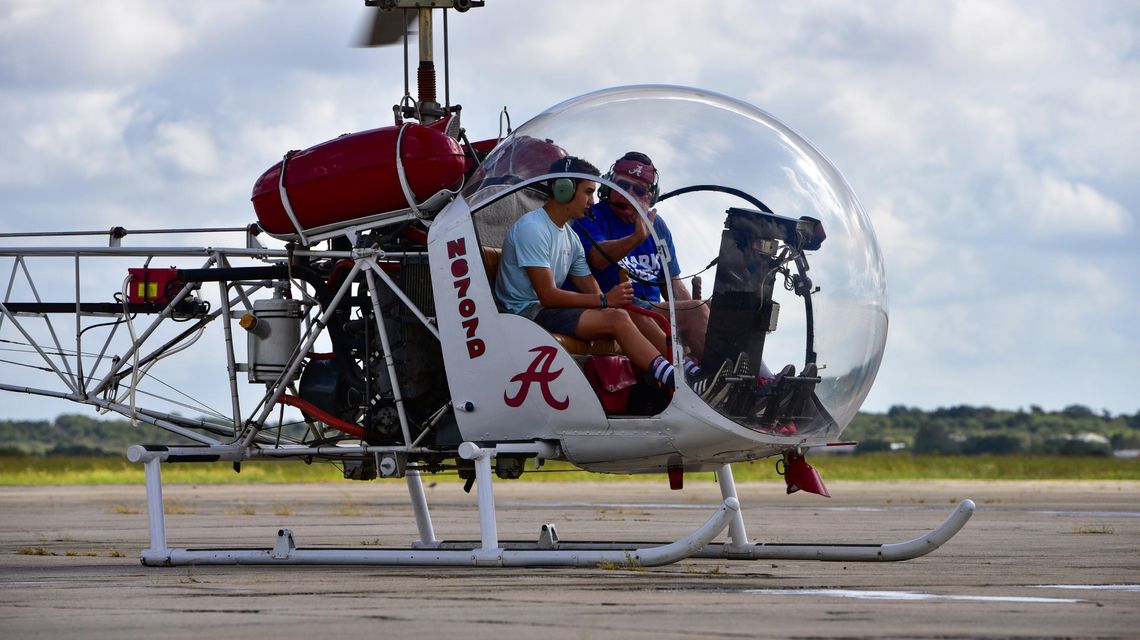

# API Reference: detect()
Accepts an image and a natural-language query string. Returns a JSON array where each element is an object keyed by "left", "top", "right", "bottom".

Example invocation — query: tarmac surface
[{"left": 1, "top": 477, "right": 1138, "bottom": 639}]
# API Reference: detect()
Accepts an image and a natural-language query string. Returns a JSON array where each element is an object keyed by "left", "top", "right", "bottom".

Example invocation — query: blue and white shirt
[{"left": 572, "top": 201, "right": 680, "bottom": 302}]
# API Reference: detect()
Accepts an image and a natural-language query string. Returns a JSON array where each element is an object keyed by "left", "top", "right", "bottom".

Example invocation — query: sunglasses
[{"left": 613, "top": 178, "right": 650, "bottom": 199}]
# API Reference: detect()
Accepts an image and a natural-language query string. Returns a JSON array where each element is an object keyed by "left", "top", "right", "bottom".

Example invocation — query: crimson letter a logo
[{"left": 503, "top": 345, "right": 569, "bottom": 410}]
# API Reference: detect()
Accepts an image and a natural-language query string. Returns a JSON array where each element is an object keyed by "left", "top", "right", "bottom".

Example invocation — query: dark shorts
[{"left": 533, "top": 307, "right": 587, "bottom": 336}]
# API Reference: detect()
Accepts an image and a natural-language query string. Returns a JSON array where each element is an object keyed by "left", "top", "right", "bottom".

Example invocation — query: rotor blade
[{"left": 354, "top": 7, "right": 416, "bottom": 47}]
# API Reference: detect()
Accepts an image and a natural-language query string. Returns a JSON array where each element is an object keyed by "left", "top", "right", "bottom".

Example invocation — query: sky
[{"left": 0, "top": 0, "right": 1137, "bottom": 419}]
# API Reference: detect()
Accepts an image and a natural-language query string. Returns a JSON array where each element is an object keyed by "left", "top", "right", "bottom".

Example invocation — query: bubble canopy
[{"left": 463, "top": 85, "right": 887, "bottom": 435}]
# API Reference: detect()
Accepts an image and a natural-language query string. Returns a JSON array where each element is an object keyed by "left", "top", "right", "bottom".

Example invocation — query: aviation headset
[
  {"left": 551, "top": 157, "right": 577, "bottom": 204},
  {"left": 599, "top": 151, "right": 660, "bottom": 206}
]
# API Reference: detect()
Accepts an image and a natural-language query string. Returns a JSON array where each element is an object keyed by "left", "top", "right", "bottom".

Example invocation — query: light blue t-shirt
[{"left": 495, "top": 207, "right": 591, "bottom": 316}]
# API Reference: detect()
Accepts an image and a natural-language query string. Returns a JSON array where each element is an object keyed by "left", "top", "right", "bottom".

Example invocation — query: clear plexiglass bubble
[{"left": 464, "top": 85, "right": 887, "bottom": 435}]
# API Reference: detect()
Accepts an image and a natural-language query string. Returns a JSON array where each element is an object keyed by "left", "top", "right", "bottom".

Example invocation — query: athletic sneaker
[
  {"left": 733, "top": 351, "right": 753, "bottom": 378},
  {"left": 691, "top": 358, "right": 731, "bottom": 401}
]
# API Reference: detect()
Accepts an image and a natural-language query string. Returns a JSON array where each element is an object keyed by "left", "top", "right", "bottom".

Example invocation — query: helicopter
[{"left": 0, "top": 0, "right": 973, "bottom": 567}]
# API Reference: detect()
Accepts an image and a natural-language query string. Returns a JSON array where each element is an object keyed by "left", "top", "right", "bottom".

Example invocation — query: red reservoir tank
[{"left": 251, "top": 123, "right": 466, "bottom": 237}]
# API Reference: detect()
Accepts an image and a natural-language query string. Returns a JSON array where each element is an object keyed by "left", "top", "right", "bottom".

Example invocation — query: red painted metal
[
  {"left": 463, "top": 136, "right": 499, "bottom": 172},
  {"left": 251, "top": 124, "right": 465, "bottom": 236},
  {"left": 127, "top": 267, "right": 182, "bottom": 305},
  {"left": 279, "top": 394, "right": 365, "bottom": 439},
  {"left": 781, "top": 451, "right": 831, "bottom": 497}
]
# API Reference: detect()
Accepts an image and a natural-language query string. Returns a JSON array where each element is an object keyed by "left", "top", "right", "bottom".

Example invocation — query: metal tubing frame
[
  {"left": 128, "top": 446, "right": 969, "bottom": 567},
  {"left": 0, "top": 302, "right": 80, "bottom": 394},
  {"left": 701, "top": 464, "right": 975, "bottom": 561},
  {"left": 143, "top": 458, "right": 167, "bottom": 555},
  {"left": 406, "top": 466, "right": 439, "bottom": 548},
  {"left": 0, "top": 243, "right": 437, "bottom": 442},
  {"left": 716, "top": 464, "right": 750, "bottom": 547},
  {"left": 426, "top": 464, "right": 975, "bottom": 563},
  {"left": 364, "top": 258, "right": 439, "bottom": 340},
  {"left": 692, "top": 499, "right": 976, "bottom": 562},
  {"left": 131, "top": 440, "right": 737, "bottom": 568},
  {"left": 212, "top": 252, "right": 244, "bottom": 432},
  {"left": 240, "top": 260, "right": 364, "bottom": 446},
  {"left": 0, "top": 382, "right": 223, "bottom": 446},
  {"left": 72, "top": 255, "right": 84, "bottom": 392},
  {"left": 363, "top": 267, "right": 415, "bottom": 449},
  {"left": 89, "top": 255, "right": 217, "bottom": 399}
]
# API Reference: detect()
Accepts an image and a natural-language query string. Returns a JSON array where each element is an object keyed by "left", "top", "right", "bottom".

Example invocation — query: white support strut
[
  {"left": 716, "top": 464, "right": 749, "bottom": 548},
  {"left": 459, "top": 442, "right": 500, "bottom": 553},
  {"left": 406, "top": 467, "right": 439, "bottom": 548},
  {"left": 143, "top": 458, "right": 166, "bottom": 556}
]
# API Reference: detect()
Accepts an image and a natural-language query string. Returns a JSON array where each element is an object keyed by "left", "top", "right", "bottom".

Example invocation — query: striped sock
[
  {"left": 649, "top": 355, "right": 675, "bottom": 388},
  {"left": 683, "top": 356, "right": 701, "bottom": 378}
]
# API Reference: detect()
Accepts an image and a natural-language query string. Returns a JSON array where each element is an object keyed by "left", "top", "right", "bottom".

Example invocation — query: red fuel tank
[{"left": 251, "top": 123, "right": 466, "bottom": 237}]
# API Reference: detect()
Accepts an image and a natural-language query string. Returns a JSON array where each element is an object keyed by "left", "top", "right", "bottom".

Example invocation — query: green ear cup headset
[{"left": 552, "top": 157, "right": 576, "bottom": 204}]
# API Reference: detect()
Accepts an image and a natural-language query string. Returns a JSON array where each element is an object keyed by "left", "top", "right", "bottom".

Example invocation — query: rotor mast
[{"left": 364, "top": 0, "right": 484, "bottom": 124}]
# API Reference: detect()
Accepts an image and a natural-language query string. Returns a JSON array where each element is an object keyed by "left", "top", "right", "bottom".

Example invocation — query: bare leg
[
  {"left": 650, "top": 299, "right": 709, "bottom": 361},
  {"left": 628, "top": 310, "right": 668, "bottom": 356}
]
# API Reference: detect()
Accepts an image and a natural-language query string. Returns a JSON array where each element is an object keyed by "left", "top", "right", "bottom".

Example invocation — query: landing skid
[
  {"left": 705, "top": 465, "right": 976, "bottom": 561},
  {"left": 131, "top": 445, "right": 972, "bottom": 568},
  {"left": 428, "top": 468, "right": 975, "bottom": 563}
]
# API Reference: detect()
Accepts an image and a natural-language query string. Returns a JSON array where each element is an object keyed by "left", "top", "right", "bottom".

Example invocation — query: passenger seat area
[{"left": 480, "top": 246, "right": 621, "bottom": 355}]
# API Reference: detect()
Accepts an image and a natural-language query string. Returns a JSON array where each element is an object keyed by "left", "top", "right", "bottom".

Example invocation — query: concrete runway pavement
[{"left": 1, "top": 478, "right": 1138, "bottom": 638}]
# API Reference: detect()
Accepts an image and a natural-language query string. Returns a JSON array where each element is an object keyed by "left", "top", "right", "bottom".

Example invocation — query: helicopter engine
[{"left": 237, "top": 235, "right": 452, "bottom": 452}]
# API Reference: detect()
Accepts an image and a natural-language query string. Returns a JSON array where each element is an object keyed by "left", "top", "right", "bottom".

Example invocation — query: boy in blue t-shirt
[{"left": 495, "top": 156, "right": 677, "bottom": 388}]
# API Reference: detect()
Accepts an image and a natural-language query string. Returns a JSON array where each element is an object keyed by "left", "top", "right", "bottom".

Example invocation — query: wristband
[{"left": 599, "top": 293, "right": 608, "bottom": 309}]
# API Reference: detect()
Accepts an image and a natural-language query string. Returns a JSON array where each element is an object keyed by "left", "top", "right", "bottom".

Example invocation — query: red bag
[{"left": 584, "top": 355, "right": 637, "bottom": 414}]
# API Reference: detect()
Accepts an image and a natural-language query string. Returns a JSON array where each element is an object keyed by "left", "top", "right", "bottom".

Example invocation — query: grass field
[{"left": 0, "top": 453, "right": 1137, "bottom": 485}]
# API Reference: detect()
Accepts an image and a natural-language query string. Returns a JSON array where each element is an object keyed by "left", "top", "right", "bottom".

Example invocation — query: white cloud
[
  {"left": 946, "top": 1, "right": 1055, "bottom": 70},
  {"left": 3, "top": 90, "right": 135, "bottom": 183},
  {"left": 151, "top": 121, "right": 219, "bottom": 175},
  {"left": 1031, "top": 174, "right": 1131, "bottom": 236},
  {"left": 0, "top": 0, "right": 189, "bottom": 87}
]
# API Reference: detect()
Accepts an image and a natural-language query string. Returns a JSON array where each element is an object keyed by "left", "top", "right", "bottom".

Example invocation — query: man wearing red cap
[{"left": 572, "top": 152, "right": 711, "bottom": 377}]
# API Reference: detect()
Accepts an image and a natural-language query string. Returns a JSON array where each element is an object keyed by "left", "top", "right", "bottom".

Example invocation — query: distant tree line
[
  {"left": 846, "top": 405, "right": 1140, "bottom": 456},
  {"left": 0, "top": 413, "right": 200, "bottom": 456},
  {"left": 0, "top": 405, "right": 1138, "bottom": 457}
]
